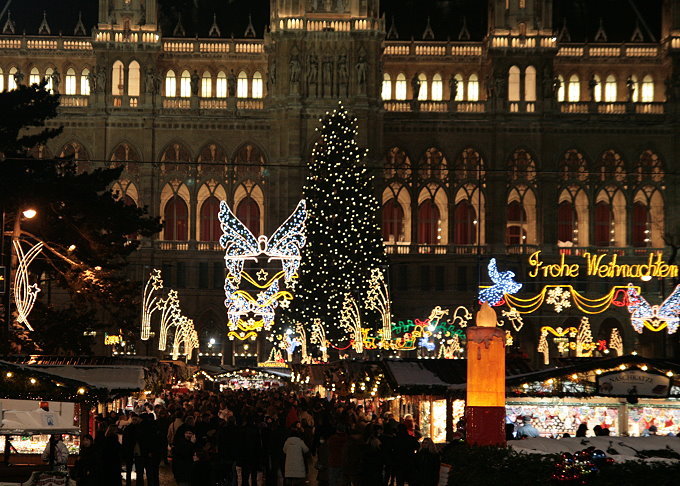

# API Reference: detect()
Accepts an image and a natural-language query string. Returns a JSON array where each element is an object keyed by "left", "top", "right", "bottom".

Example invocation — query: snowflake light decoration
[
  {"left": 219, "top": 200, "right": 307, "bottom": 340},
  {"left": 546, "top": 286, "right": 572, "bottom": 313}
]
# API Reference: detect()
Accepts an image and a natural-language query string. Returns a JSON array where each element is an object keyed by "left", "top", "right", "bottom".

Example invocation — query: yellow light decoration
[
  {"left": 575, "top": 317, "right": 594, "bottom": 357},
  {"left": 295, "top": 322, "right": 309, "bottom": 363},
  {"left": 171, "top": 316, "right": 199, "bottom": 360},
  {"left": 141, "top": 269, "right": 164, "bottom": 341},
  {"left": 366, "top": 268, "right": 393, "bottom": 340},
  {"left": 310, "top": 318, "right": 328, "bottom": 362},
  {"left": 538, "top": 331, "right": 550, "bottom": 365},
  {"left": 610, "top": 328, "right": 624, "bottom": 356},
  {"left": 157, "top": 289, "right": 181, "bottom": 351},
  {"left": 13, "top": 240, "right": 44, "bottom": 331},
  {"left": 340, "top": 293, "right": 363, "bottom": 353},
  {"left": 503, "top": 285, "right": 637, "bottom": 315}
]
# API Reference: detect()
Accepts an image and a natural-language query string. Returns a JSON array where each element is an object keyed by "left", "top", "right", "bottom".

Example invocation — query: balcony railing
[
  {"left": 60, "top": 95, "right": 89, "bottom": 107},
  {"left": 384, "top": 243, "right": 488, "bottom": 255},
  {"left": 558, "top": 247, "right": 665, "bottom": 257}
]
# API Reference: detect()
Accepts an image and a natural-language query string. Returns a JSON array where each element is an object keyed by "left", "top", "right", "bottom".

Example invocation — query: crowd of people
[{"left": 68, "top": 388, "right": 442, "bottom": 486}]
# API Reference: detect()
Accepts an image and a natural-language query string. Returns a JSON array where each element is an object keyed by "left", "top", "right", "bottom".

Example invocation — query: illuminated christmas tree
[{"left": 293, "top": 104, "right": 386, "bottom": 341}]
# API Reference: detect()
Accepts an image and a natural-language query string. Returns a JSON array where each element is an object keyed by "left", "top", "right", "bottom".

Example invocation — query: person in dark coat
[
  {"left": 99, "top": 425, "right": 123, "bottom": 486},
  {"left": 238, "top": 415, "right": 263, "bottom": 486},
  {"left": 393, "top": 424, "right": 418, "bottom": 486},
  {"left": 73, "top": 434, "right": 99, "bottom": 486},
  {"left": 173, "top": 429, "right": 197, "bottom": 486},
  {"left": 414, "top": 438, "right": 440, "bottom": 486}
]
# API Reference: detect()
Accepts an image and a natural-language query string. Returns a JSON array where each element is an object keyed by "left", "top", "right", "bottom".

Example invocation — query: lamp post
[{"left": 1, "top": 208, "right": 37, "bottom": 352}]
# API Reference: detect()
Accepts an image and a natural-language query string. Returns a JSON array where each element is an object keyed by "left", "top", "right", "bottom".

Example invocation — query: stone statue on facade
[
  {"left": 552, "top": 75, "right": 562, "bottom": 100},
  {"left": 50, "top": 69, "right": 60, "bottom": 93},
  {"left": 96, "top": 66, "right": 106, "bottom": 93},
  {"left": 307, "top": 54, "right": 319, "bottom": 94},
  {"left": 337, "top": 53, "right": 348, "bottom": 96},
  {"left": 322, "top": 56, "right": 333, "bottom": 96},
  {"left": 411, "top": 73, "right": 421, "bottom": 100},
  {"left": 269, "top": 59, "right": 276, "bottom": 87},
  {"left": 191, "top": 70, "right": 200, "bottom": 96},
  {"left": 228, "top": 69, "right": 237, "bottom": 97},
  {"left": 87, "top": 70, "right": 97, "bottom": 94},
  {"left": 626, "top": 76, "right": 635, "bottom": 102},
  {"left": 13, "top": 70, "right": 23, "bottom": 86},
  {"left": 449, "top": 74, "right": 458, "bottom": 101},
  {"left": 355, "top": 47, "right": 367, "bottom": 93},
  {"left": 588, "top": 75, "right": 598, "bottom": 102},
  {"left": 289, "top": 48, "right": 301, "bottom": 85},
  {"left": 144, "top": 67, "right": 156, "bottom": 94}
]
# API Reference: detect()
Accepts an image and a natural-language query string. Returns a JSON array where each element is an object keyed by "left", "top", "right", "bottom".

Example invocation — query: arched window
[
  {"left": 385, "top": 147, "right": 411, "bottom": 179},
  {"left": 594, "top": 201, "right": 613, "bottom": 247},
  {"left": 468, "top": 74, "right": 480, "bottom": 101},
  {"left": 508, "top": 149, "right": 536, "bottom": 181},
  {"left": 560, "top": 149, "right": 588, "bottom": 181},
  {"left": 128, "top": 61, "right": 140, "bottom": 96},
  {"left": 201, "top": 71, "right": 212, "bottom": 97},
  {"left": 237, "top": 71, "right": 248, "bottom": 98},
  {"left": 431, "top": 73, "right": 443, "bottom": 101},
  {"left": 557, "top": 75, "right": 565, "bottom": 102},
  {"left": 597, "top": 149, "right": 625, "bottom": 182},
  {"left": 453, "top": 200, "right": 476, "bottom": 245},
  {"left": 65, "top": 68, "right": 77, "bottom": 95},
  {"left": 632, "top": 202, "right": 649, "bottom": 247},
  {"left": 44, "top": 67, "right": 54, "bottom": 92},
  {"left": 604, "top": 75, "right": 617, "bottom": 102},
  {"left": 505, "top": 201, "right": 527, "bottom": 245},
  {"left": 382, "top": 199, "right": 404, "bottom": 242},
  {"left": 593, "top": 75, "right": 602, "bottom": 102},
  {"left": 252, "top": 72, "right": 263, "bottom": 98},
  {"left": 641, "top": 75, "right": 654, "bottom": 102},
  {"left": 236, "top": 197, "right": 260, "bottom": 236},
  {"left": 112, "top": 61, "right": 124, "bottom": 95},
  {"left": 216, "top": 71, "right": 227, "bottom": 98},
  {"left": 200, "top": 196, "right": 222, "bottom": 241},
  {"left": 508, "top": 66, "right": 520, "bottom": 101},
  {"left": 417, "top": 72, "right": 428, "bottom": 101},
  {"left": 180, "top": 70, "right": 191, "bottom": 97},
  {"left": 557, "top": 201, "right": 577, "bottom": 243},
  {"left": 8, "top": 67, "right": 17, "bottom": 90},
  {"left": 635, "top": 150, "right": 664, "bottom": 183},
  {"left": 81, "top": 69, "right": 90, "bottom": 95},
  {"left": 164, "top": 196, "right": 188, "bottom": 241},
  {"left": 165, "top": 70, "right": 176, "bottom": 97},
  {"left": 382, "top": 73, "right": 392, "bottom": 100},
  {"left": 29, "top": 67, "right": 41, "bottom": 86},
  {"left": 395, "top": 73, "right": 407, "bottom": 100},
  {"left": 419, "top": 147, "right": 447, "bottom": 180},
  {"left": 418, "top": 200, "right": 440, "bottom": 245},
  {"left": 568, "top": 74, "right": 580, "bottom": 102},
  {"left": 525, "top": 66, "right": 536, "bottom": 101}
]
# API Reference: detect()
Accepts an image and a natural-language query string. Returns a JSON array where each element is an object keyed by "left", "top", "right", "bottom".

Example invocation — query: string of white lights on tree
[
  {"left": 13, "top": 240, "right": 43, "bottom": 331},
  {"left": 141, "top": 269, "right": 163, "bottom": 341}
]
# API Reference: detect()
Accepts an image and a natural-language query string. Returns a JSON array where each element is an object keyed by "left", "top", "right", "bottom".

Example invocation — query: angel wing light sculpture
[
  {"left": 219, "top": 200, "right": 307, "bottom": 340},
  {"left": 626, "top": 284, "right": 680, "bottom": 334}
]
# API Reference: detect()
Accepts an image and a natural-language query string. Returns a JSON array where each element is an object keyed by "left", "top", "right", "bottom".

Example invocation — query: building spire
[
  {"left": 173, "top": 13, "right": 185, "bottom": 37},
  {"left": 422, "top": 16, "right": 434, "bottom": 40},
  {"left": 386, "top": 16, "right": 398, "bottom": 40},
  {"left": 208, "top": 12, "right": 221, "bottom": 37},
  {"left": 458, "top": 16, "right": 470, "bottom": 41},
  {"left": 244, "top": 13, "right": 256, "bottom": 38},
  {"left": 38, "top": 10, "right": 51, "bottom": 35},
  {"left": 3, "top": 10, "right": 15, "bottom": 35},
  {"left": 557, "top": 17, "right": 570, "bottom": 42},
  {"left": 74, "top": 11, "right": 87, "bottom": 36},
  {"left": 594, "top": 18, "right": 607, "bottom": 42},
  {"left": 630, "top": 20, "right": 644, "bottom": 42}
]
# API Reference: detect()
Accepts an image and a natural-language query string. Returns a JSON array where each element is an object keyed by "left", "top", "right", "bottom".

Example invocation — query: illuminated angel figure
[
  {"left": 219, "top": 199, "right": 307, "bottom": 284},
  {"left": 224, "top": 278, "right": 288, "bottom": 334},
  {"left": 626, "top": 284, "right": 680, "bottom": 334},
  {"left": 478, "top": 258, "right": 522, "bottom": 307}
]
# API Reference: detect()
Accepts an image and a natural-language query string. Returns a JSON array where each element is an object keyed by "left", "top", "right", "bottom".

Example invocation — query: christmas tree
[{"left": 293, "top": 104, "right": 386, "bottom": 342}]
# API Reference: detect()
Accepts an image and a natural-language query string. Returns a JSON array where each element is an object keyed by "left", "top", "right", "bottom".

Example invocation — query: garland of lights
[
  {"left": 340, "top": 293, "right": 363, "bottom": 353},
  {"left": 157, "top": 289, "right": 181, "bottom": 351},
  {"left": 366, "top": 268, "right": 393, "bottom": 340},
  {"left": 13, "top": 240, "right": 43, "bottom": 331},
  {"left": 503, "top": 285, "right": 637, "bottom": 315},
  {"left": 219, "top": 200, "right": 307, "bottom": 340},
  {"left": 626, "top": 283, "right": 680, "bottom": 334},
  {"left": 141, "top": 269, "right": 164, "bottom": 341}
]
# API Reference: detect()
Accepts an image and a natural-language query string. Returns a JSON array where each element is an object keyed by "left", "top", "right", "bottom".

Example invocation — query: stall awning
[{"left": 34, "top": 366, "right": 146, "bottom": 392}]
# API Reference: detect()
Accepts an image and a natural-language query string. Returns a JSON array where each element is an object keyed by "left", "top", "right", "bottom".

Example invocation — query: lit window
[
  {"left": 165, "top": 70, "right": 176, "bottom": 97},
  {"left": 431, "top": 73, "right": 443, "bottom": 101},
  {"left": 604, "top": 75, "right": 617, "bottom": 102},
  {"left": 128, "top": 61, "right": 140, "bottom": 97},
  {"left": 418, "top": 73, "right": 428, "bottom": 101},
  {"left": 201, "top": 71, "right": 212, "bottom": 98},
  {"left": 29, "top": 67, "right": 41, "bottom": 86},
  {"left": 252, "top": 71, "right": 263, "bottom": 98},
  {"left": 65, "top": 68, "right": 77, "bottom": 95},
  {"left": 467, "top": 74, "right": 479, "bottom": 101},
  {"left": 567, "top": 74, "right": 580, "bottom": 102},
  {"left": 508, "top": 66, "right": 520, "bottom": 101},
  {"left": 641, "top": 75, "right": 654, "bottom": 102},
  {"left": 112, "top": 61, "right": 124, "bottom": 96},
  {"left": 237, "top": 71, "right": 248, "bottom": 98},
  {"left": 381, "top": 73, "right": 392, "bottom": 100},
  {"left": 180, "top": 70, "right": 191, "bottom": 98},
  {"left": 216, "top": 71, "right": 227, "bottom": 98},
  {"left": 525, "top": 66, "right": 536, "bottom": 102},
  {"left": 81, "top": 69, "right": 90, "bottom": 95},
  {"left": 395, "top": 73, "right": 406, "bottom": 100}
]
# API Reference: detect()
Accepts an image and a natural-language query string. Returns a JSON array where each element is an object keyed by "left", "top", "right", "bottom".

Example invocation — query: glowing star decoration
[
  {"left": 219, "top": 199, "right": 307, "bottom": 340},
  {"left": 340, "top": 293, "right": 363, "bottom": 353},
  {"left": 171, "top": 316, "right": 199, "bottom": 360},
  {"left": 478, "top": 258, "right": 522, "bottom": 307},
  {"left": 500, "top": 307, "right": 524, "bottom": 332},
  {"left": 295, "top": 322, "right": 310, "bottom": 363},
  {"left": 546, "top": 286, "right": 572, "bottom": 313},
  {"left": 626, "top": 283, "right": 680, "bottom": 334},
  {"left": 310, "top": 318, "right": 329, "bottom": 362},
  {"left": 157, "top": 289, "right": 181, "bottom": 351},
  {"left": 141, "top": 269, "right": 164, "bottom": 341},
  {"left": 610, "top": 328, "right": 624, "bottom": 356},
  {"left": 449, "top": 306, "right": 472, "bottom": 328},
  {"left": 13, "top": 240, "right": 44, "bottom": 331},
  {"left": 366, "top": 268, "right": 393, "bottom": 340}
]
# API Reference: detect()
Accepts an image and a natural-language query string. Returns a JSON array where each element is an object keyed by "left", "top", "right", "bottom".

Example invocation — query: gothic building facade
[{"left": 3, "top": 0, "right": 680, "bottom": 362}]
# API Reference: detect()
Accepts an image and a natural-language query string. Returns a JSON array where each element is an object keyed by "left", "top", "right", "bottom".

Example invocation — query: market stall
[{"left": 212, "top": 367, "right": 290, "bottom": 390}]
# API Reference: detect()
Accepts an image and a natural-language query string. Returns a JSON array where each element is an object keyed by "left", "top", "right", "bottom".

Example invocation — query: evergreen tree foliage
[
  {"left": 0, "top": 82, "right": 161, "bottom": 353},
  {"left": 293, "top": 104, "right": 386, "bottom": 339}
]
